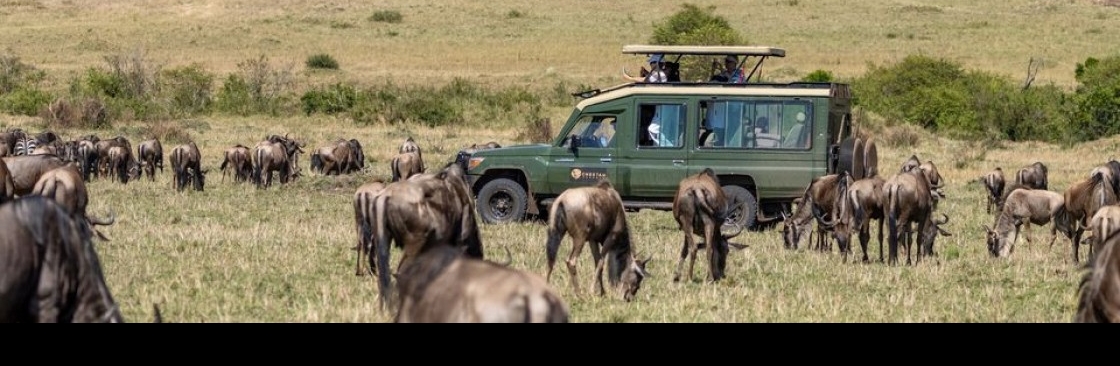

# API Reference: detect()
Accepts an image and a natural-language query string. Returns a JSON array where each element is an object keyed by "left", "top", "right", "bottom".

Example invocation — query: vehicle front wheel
[
  {"left": 477, "top": 178, "right": 528, "bottom": 224},
  {"left": 722, "top": 185, "right": 758, "bottom": 231}
]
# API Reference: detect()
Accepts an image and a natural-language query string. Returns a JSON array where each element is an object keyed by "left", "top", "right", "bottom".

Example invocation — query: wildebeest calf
[
  {"left": 394, "top": 244, "right": 569, "bottom": 323},
  {"left": 220, "top": 144, "right": 253, "bottom": 183},
  {"left": 0, "top": 196, "right": 124, "bottom": 323},
  {"left": 982, "top": 167, "right": 1006, "bottom": 214},
  {"left": 137, "top": 138, "right": 163, "bottom": 182}
]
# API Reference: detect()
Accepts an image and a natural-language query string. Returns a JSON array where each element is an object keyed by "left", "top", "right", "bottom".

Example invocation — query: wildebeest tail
[
  {"left": 886, "top": 183, "right": 900, "bottom": 262},
  {"left": 355, "top": 191, "right": 376, "bottom": 276},
  {"left": 373, "top": 193, "right": 394, "bottom": 310},
  {"left": 310, "top": 152, "right": 323, "bottom": 173},
  {"left": 545, "top": 202, "right": 566, "bottom": 269},
  {"left": 390, "top": 155, "right": 401, "bottom": 182},
  {"left": 252, "top": 148, "right": 264, "bottom": 187},
  {"left": 851, "top": 190, "right": 866, "bottom": 231}
]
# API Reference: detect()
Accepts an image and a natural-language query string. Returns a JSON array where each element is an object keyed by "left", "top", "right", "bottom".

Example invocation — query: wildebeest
[
  {"left": 106, "top": 145, "right": 140, "bottom": 184},
  {"left": 1087, "top": 205, "right": 1120, "bottom": 262},
  {"left": 545, "top": 179, "right": 650, "bottom": 302},
  {"left": 982, "top": 167, "right": 1006, "bottom": 214},
  {"left": 371, "top": 163, "right": 485, "bottom": 309},
  {"left": 0, "top": 159, "right": 13, "bottom": 204},
  {"left": 353, "top": 179, "right": 388, "bottom": 276},
  {"left": 393, "top": 244, "right": 570, "bottom": 323},
  {"left": 825, "top": 174, "right": 886, "bottom": 263},
  {"left": 918, "top": 159, "right": 946, "bottom": 205},
  {"left": 92, "top": 136, "right": 132, "bottom": 180},
  {"left": 137, "top": 138, "right": 163, "bottom": 182},
  {"left": 1016, "top": 161, "right": 1049, "bottom": 190},
  {"left": 390, "top": 151, "right": 424, "bottom": 182},
  {"left": 169, "top": 142, "right": 206, "bottom": 192},
  {"left": 781, "top": 172, "right": 850, "bottom": 251},
  {"left": 984, "top": 188, "right": 1067, "bottom": 258},
  {"left": 0, "top": 196, "right": 123, "bottom": 323},
  {"left": 883, "top": 166, "right": 938, "bottom": 265},
  {"left": 2, "top": 154, "right": 70, "bottom": 196},
  {"left": 671, "top": 168, "right": 744, "bottom": 283},
  {"left": 310, "top": 138, "right": 364, "bottom": 176},
  {"left": 1061, "top": 167, "right": 1118, "bottom": 263},
  {"left": 1073, "top": 221, "right": 1120, "bottom": 323},
  {"left": 31, "top": 164, "right": 116, "bottom": 241},
  {"left": 219, "top": 144, "right": 253, "bottom": 183},
  {"left": 252, "top": 134, "right": 303, "bottom": 189}
]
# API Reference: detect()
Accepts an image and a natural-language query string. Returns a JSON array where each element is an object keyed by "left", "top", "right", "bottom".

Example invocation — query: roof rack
[{"left": 622, "top": 44, "right": 786, "bottom": 83}]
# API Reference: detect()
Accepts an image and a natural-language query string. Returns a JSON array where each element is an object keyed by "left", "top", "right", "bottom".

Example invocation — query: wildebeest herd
[{"left": 2, "top": 126, "right": 1118, "bottom": 323}]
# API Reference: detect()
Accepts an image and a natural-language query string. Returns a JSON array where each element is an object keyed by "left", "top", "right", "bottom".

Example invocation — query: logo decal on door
[{"left": 570, "top": 167, "right": 607, "bottom": 182}]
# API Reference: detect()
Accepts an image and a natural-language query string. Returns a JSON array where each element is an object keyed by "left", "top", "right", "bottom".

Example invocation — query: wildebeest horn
[
  {"left": 721, "top": 222, "right": 745, "bottom": 239},
  {"left": 756, "top": 209, "right": 783, "bottom": 224},
  {"left": 935, "top": 213, "right": 949, "bottom": 225},
  {"left": 812, "top": 207, "right": 837, "bottom": 228},
  {"left": 89, "top": 212, "right": 116, "bottom": 226},
  {"left": 934, "top": 213, "right": 952, "bottom": 236}
]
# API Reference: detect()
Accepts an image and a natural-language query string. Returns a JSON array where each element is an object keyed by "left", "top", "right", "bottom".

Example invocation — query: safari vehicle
[{"left": 454, "top": 44, "right": 860, "bottom": 229}]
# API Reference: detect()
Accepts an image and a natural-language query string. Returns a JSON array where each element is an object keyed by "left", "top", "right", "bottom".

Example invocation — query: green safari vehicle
[{"left": 453, "top": 45, "right": 861, "bottom": 230}]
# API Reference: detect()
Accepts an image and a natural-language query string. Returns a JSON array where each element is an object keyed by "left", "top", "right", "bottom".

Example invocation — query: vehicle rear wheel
[
  {"left": 477, "top": 178, "right": 528, "bottom": 224},
  {"left": 722, "top": 185, "right": 758, "bottom": 231}
]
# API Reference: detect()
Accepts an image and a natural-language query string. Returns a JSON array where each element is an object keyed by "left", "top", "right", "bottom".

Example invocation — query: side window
[
  {"left": 561, "top": 115, "right": 618, "bottom": 149},
  {"left": 779, "top": 103, "right": 811, "bottom": 150},
  {"left": 638, "top": 102, "right": 685, "bottom": 148},
  {"left": 701, "top": 100, "right": 746, "bottom": 148}
]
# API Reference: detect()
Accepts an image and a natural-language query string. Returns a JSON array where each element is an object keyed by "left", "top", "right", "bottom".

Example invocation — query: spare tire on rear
[
  {"left": 862, "top": 137, "right": 879, "bottom": 179},
  {"left": 835, "top": 136, "right": 864, "bottom": 181}
]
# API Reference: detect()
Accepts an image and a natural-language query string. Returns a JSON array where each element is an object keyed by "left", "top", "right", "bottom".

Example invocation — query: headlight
[{"left": 468, "top": 157, "right": 485, "bottom": 171}]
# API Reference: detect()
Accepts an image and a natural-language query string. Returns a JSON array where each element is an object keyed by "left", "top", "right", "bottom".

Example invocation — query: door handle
[
  {"left": 600, "top": 158, "right": 613, "bottom": 163},
  {"left": 672, "top": 159, "right": 685, "bottom": 164}
]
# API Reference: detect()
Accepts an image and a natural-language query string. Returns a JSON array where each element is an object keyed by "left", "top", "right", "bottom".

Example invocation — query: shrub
[
  {"left": 650, "top": 4, "right": 744, "bottom": 81},
  {"left": 369, "top": 10, "right": 402, "bottom": 23},
  {"left": 306, "top": 54, "right": 339, "bottom": 70}
]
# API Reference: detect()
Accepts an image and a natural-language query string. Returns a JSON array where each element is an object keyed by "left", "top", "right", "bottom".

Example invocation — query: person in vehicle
[{"left": 710, "top": 55, "right": 746, "bottom": 83}]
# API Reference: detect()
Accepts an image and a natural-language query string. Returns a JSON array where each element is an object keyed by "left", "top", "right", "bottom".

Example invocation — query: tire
[
  {"left": 722, "top": 185, "right": 758, "bottom": 231},
  {"left": 477, "top": 178, "right": 528, "bottom": 224},
  {"left": 835, "top": 136, "right": 864, "bottom": 180},
  {"left": 862, "top": 137, "right": 879, "bottom": 179}
]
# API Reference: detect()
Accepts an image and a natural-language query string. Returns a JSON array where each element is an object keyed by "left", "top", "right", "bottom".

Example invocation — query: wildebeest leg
[
  {"left": 590, "top": 241, "right": 606, "bottom": 297},
  {"left": 1072, "top": 227, "right": 1084, "bottom": 264},
  {"left": 704, "top": 216, "right": 722, "bottom": 281},
  {"left": 1022, "top": 222, "right": 1034, "bottom": 251},
  {"left": 565, "top": 236, "right": 587, "bottom": 296},
  {"left": 673, "top": 229, "right": 694, "bottom": 283},
  {"left": 860, "top": 221, "right": 871, "bottom": 263}
]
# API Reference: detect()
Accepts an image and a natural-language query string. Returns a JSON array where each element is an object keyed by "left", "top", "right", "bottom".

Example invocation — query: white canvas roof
[{"left": 622, "top": 45, "right": 786, "bottom": 58}]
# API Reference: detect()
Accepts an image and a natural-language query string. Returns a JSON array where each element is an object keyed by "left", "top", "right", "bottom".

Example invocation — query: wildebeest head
[
  {"left": 348, "top": 139, "right": 365, "bottom": 171},
  {"left": 620, "top": 255, "right": 651, "bottom": 302}
]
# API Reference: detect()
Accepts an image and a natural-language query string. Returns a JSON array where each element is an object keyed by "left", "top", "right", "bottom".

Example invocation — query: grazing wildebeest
[
  {"left": 1073, "top": 224, "right": 1120, "bottom": 323},
  {"left": 0, "top": 196, "right": 123, "bottom": 323},
  {"left": 984, "top": 188, "right": 1067, "bottom": 258},
  {"left": 0, "top": 159, "right": 13, "bottom": 204},
  {"left": 169, "top": 142, "right": 206, "bottom": 192},
  {"left": 1016, "top": 161, "right": 1049, "bottom": 190},
  {"left": 900, "top": 154, "right": 921, "bottom": 174},
  {"left": 781, "top": 172, "right": 850, "bottom": 251},
  {"left": 919, "top": 159, "right": 946, "bottom": 205},
  {"left": 1087, "top": 205, "right": 1120, "bottom": 262},
  {"left": 825, "top": 174, "right": 886, "bottom": 263},
  {"left": 137, "top": 138, "right": 163, "bottom": 182},
  {"left": 544, "top": 179, "right": 651, "bottom": 302},
  {"left": 371, "top": 163, "right": 485, "bottom": 309},
  {"left": 309, "top": 139, "right": 356, "bottom": 176},
  {"left": 1061, "top": 167, "right": 1118, "bottom": 263},
  {"left": 393, "top": 244, "right": 570, "bottom": 323},
  {"left": 31, "top": 164, "right": 116, "bottom": 241},
  {"left": 93, "top": 136, "right": 132, "bottom": 180},
  {"left": 2, "top": 154, "right": 70, "bottom": 196},
  {"left": 883, "top": 166, "right": 938, "bottom": 265},
  {"left": 252, "top": 134, "right": 303, "bottom": 189},
  {"left": 106, "top": 145, "right": 140, "bottom": 184},
  {"left": 671, "top": 168, "right": 745, "bottom": 283},
  {"left": 219, "top": 144, "right": 253, "bottom": 183},
  {"left": 390, "top": 151, "right": 424, "bottom": 182},
  {"left": 982, "top": 167, "right": 1006, "bottom": 214},
  {"left": 353, "top": 179, "right": 388, "bottom": 276}
]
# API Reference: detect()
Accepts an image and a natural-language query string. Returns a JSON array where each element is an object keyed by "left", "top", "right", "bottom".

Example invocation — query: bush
[
  {"left": 160, "top": 64, "right": 215, "bottom": 117},
  {"left": 306, "top": 54, "right": 339, "bottom": 70},
  {"left": 369, "top": 10, "right": 402, "bottom": 23},
  {"left": 650, "top": 4, "right": 744, "bottom": 81},
  {"left": 801, "top": 70, "right": 834, "bottom": 82}
]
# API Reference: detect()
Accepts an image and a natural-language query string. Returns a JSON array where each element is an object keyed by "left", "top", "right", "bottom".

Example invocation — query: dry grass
[{"left": 2, "top": 0, "right": 1118, "bottom": 322}]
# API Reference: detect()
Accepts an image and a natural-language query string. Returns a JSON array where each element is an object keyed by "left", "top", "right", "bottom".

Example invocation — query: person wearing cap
[
  {"left": 710, "top": 55, "right": 746, "bottom": 83},
  {"left": 623, "top": 54, "right": 668, "bottom": 83}
]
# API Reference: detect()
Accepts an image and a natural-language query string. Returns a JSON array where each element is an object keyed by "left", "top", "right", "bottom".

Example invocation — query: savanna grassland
[{"left": 2, "top": 0, "right": 1120, "bottom": 323}]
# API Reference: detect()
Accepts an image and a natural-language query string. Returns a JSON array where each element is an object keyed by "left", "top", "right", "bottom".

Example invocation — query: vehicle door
[
  {"left": 618, "top": 99, "right": 691, "bottom": 198},
  {"left": 545, "top": 114, "right": 620, "bottom": 195}
]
